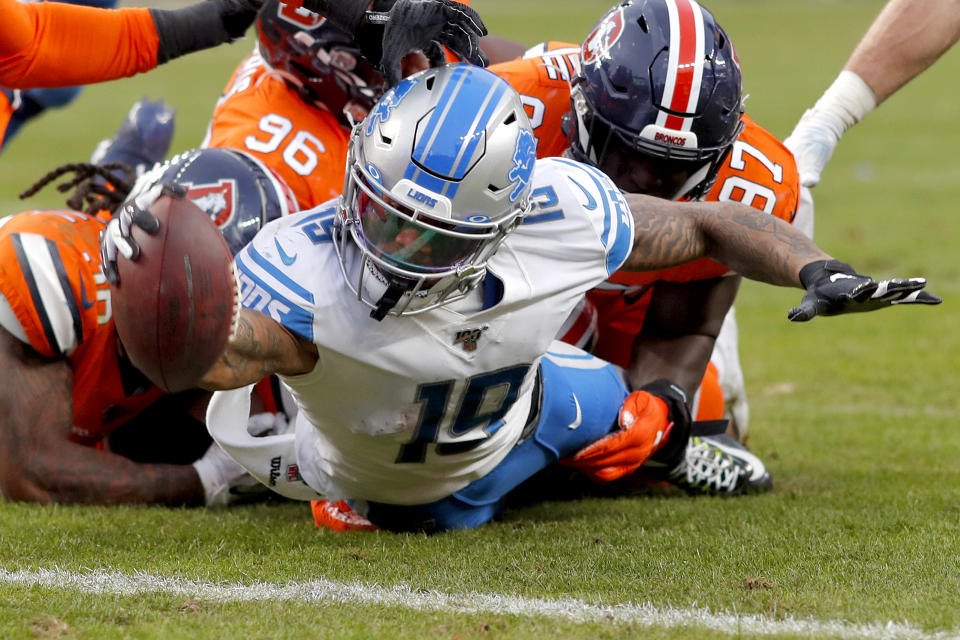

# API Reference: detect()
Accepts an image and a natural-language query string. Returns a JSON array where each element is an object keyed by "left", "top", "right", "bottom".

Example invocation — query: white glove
[
  {"left": 99, "top": 181, "right": 185, "bottom": 285},
  {"left": 246, "top": 411, "right": 291, "bottom": 437},
  {"left": 193, "top": 411, "right": 295, "bottom": 506},
  {"left": 784, "top": 71, "right": 877, "bottom": 188},
  {"left": 192, "top": 441, "right": 266, "bottom": 507}
]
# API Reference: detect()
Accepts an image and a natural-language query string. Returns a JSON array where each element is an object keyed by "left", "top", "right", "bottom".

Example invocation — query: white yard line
[{"left": 2, "top": 567, "right": 957, "bottom": 640}]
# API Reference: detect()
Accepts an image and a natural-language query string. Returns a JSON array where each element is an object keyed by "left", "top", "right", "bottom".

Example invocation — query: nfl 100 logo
[{"left": 454, "top": 326, "right": 488, "bottom": 352}]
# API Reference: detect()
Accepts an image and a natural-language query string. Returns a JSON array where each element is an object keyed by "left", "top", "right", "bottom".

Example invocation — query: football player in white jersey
[{"left": 104, "top": 64, "right": 939, "bottom": 532}]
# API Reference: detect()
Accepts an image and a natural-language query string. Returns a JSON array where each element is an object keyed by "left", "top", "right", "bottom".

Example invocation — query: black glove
[
  {"left": 100, "top": 183, "right": 185, "bottom": 286},
  {"left": 369, "top": 0, "right": 489, "bottom": 85},
  {"left": 640, "top": 379, "right": 693, "bottom": 467},
  {"left": 788, "top": 259, "right": 941, "bottom": 322}
]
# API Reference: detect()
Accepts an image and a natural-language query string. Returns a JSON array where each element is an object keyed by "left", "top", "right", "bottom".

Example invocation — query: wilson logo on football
[
  {"left": 186, "top": 179, "right": 237, "bottom": 228},
  {"left": 582, "top": 7, "right": 625, "bottom": 65},
  {"left": 277, "top": 1, "right": 325, "bottom": 29}
]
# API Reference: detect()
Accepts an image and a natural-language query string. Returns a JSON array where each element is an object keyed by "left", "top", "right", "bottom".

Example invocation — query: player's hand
[
  {"left": 788, "top": 259, "right": 942, "bottom": 322},
  {"left": 99, "top": 182, "right": 184, "bottom": 285},
  {"left": 192, "top": 440, "right": 268, "bottom": 507},
  {"left": 215, "top": 0, "right": 265, "bottom": 40},
  {"left": 560, "top": 380, "right": 691, "bottom": 484},
  {"left": 370, "top": 0, "right": 489, "bottom": 85},
  {"left": 783, "top": 108, "right": 843, "bottom": 188}
]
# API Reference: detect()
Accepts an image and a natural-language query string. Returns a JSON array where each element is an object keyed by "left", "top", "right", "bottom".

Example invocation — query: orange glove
[{"left": 560, "top": 379, "right": 691, "bottom": 483}]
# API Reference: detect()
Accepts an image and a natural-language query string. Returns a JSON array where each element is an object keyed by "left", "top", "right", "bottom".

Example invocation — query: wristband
[{"left": 812, "top": 70, "right": 878, "bottom": 135}]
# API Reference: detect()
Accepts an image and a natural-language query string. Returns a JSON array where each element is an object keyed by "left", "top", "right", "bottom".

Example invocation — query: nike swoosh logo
[
  {"left": 79, "top": 272, "right": 95, "bottom": 310},
  {"left": 275, "top": 238, "right": 297, "bottom": 266},
  {"left": 567, "top": 394, "right": 582, "bottom": 430},
  {"left": 568, "top": 176, "right": 597, "bottom": 211}
]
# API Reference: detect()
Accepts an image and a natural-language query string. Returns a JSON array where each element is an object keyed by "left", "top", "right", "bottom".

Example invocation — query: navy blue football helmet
[
  {"left": 568, "top": 0, "right": 744, "bottom": 200},
  {"left": 257, "top": 0, "right": 387, "bottom": 126},
  {"left": 128, "top": 148, "right": 296, "bottom": 255}
]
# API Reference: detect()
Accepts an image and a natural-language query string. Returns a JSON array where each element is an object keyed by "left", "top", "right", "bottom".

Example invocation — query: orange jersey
[
  {"left": 202, "top": 52, "right": 351, "bottom": 210},
  {"left": 490, "top": 41, "right": 581, "bottom": 159},
  {"left": 0, "top": 210, "right": 164, "bottom": 446},
  {"left": 0, "top": 89, "right": 12, "bottom": 149},
  {"left": 0, "top": 0, "right": 157, "bottom": 89},
  {"left": 498, "top": 44, "right": 801, "bottom": 367}
]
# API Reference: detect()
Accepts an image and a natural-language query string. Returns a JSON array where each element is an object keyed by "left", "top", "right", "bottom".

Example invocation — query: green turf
[{"left": 2, "top": 0, "right": 959, "bottom": 637}]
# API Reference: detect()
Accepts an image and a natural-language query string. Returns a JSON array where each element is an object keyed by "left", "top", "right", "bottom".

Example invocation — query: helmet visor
[{"left": 355, "top": 188, "right": 485, "bottom": 273}]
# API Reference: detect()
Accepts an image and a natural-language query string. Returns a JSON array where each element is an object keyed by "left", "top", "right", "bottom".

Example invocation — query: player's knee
[{"left": 363, "top": 497, "right": 502, "bottom": 533}]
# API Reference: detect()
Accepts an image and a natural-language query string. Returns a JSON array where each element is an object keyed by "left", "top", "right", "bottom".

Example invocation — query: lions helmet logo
[
  {"left": 186, "top": 179, "right": 237, "bottom": 228},
  {"left": 582, "top": 7, "right": 625, "bottom": 65},
  {"left": 276, "top": 1, "right": 325, "bottom": 29},
  {"left": 365, "top": 77, "right": 419, "bottom": 137},
  {"left": 507, "top": 127, "right": 536, "bottom": 202}
]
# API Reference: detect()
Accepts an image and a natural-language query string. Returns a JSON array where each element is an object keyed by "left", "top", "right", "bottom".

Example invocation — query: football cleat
[
  {"left": 311, "top": 500, "right": 379, "bottom": 532},
  {"left": 666, "top": 432, "right": 772, "bottom": 495},
  {"left": 89, "top": 98, "right": 175, "bottom": 179}
]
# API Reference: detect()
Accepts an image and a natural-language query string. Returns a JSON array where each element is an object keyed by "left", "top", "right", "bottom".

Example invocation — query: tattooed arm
[
  {"left": 200, "top": 308, "right": 318, "bottom": 391},
  {"left": 621, "top": 194, "right": 829, "bottom": 285},
  {"left": 0, "top": 327, "right": 204, "bottom": 505}
]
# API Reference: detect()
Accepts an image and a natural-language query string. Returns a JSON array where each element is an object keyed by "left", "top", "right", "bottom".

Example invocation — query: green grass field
[{"left": 3, "top": 1, "right": 960, "bottom": 638}]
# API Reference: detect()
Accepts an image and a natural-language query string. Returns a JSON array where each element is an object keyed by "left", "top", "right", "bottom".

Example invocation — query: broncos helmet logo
[
  {"left": 365, "top": 77, "right": 419, "bottom": 137},
  {"left": 507, "top": 128, "right": 537, "bottom": 203},
  {"left": 582, "top": 7, "right": 625, "bottom": 65},
  {"left": 185, "top": 179, "right": 237, "bottom": 227}
]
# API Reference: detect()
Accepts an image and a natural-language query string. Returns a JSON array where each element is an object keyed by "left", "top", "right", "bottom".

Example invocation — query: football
[{"left": 111, "top": 194, "right": 238, "bottom": 392}]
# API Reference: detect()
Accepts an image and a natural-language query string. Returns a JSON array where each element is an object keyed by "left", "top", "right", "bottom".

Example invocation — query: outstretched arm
[
  {"left": 845, "top": 0, "right": 960, "bottom": 105},
  {"left": 0, "top": 327, "right": 204, "bottom": 505},
  {"left": 785, "top": 0, "right": 960, "bottom": 186},
  {"left": 0, "top": 0, "right": 261, "bottom": 89},
  {"left": 622, "top": 194, "right": 940, "bottom": 320},
  {"left": 201, "top": 309, "right": 318, "bottom": 391},
  {"left": 622, "top": 194, "right": 825, "bottom": 286}
]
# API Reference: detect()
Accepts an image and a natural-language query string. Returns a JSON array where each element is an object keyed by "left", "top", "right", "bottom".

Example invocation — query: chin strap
[{"left": 370, "top": 281, "right": 408, "bottom": 321}]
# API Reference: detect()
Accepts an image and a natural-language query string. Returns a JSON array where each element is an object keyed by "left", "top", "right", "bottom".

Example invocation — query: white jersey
[{"left": 211, "top": 156, "right": 633, "bottom": 504}]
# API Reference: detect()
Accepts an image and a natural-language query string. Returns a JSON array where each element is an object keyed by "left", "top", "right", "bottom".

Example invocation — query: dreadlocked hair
[{"left": 19, "top": 162, "right": 136, "bottom": 216}]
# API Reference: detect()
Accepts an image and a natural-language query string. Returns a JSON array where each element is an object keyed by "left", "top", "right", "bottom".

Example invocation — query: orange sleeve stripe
[{"left": 0, "top": 0, "right": 158, "bottom": 89}]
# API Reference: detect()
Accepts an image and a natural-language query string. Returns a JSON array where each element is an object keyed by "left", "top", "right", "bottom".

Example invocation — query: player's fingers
[
  {"left": 798, "top": 169, "right": 822, "bottom": 188},
  {"left": 424, "top": 42, "right": 446, "bottom": 68},
  {"left": 445, "top": 1, "right": 487, "bottom": 36},
  {"left": 106, "top": 219, "right": 137, "bottom": 261},
  {"left": 442, "top": 26, "right": 488, "bottom": 66},
  {"left": 870, "top": 277, "right": 926, "bottom": 300},
  {"left": 384, "top": 57, "right": 404, "bottom": 86},
  {"left": 161, "top": 182, "right": 188, "bottom": 199},
  {"left": 787, "top": 297, "right": 818, "bottom": 322},
  {"left": 891, "top": 290, "right": 942, "bottom": 306},
  {"left": 130, "top": 206, "right": 160, "bottom": 234},
  {"left": 587, "top": 464, "right": 642, "bottom": 484}
]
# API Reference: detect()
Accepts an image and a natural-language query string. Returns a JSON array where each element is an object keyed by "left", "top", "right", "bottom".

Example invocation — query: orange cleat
[{"left": 311, "top": 500, "right": 379, "bottom": 532}]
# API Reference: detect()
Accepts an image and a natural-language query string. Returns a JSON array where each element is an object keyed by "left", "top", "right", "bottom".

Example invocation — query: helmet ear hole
[
  {"left": 636, "top": 15, "right": 649, "bottom": 32},
  {"left": 503, "top": 112, "right": 517, "bottom": 126}
]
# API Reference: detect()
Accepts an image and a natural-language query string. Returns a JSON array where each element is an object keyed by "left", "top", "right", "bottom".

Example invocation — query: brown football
[{"left": 110, "top": 194, "right": 237, "bottom": 392}]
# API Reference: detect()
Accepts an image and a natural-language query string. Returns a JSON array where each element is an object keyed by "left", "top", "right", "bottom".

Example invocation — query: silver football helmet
[{"left": 334, "top": 64, "right": 537, "bottom": 320}]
